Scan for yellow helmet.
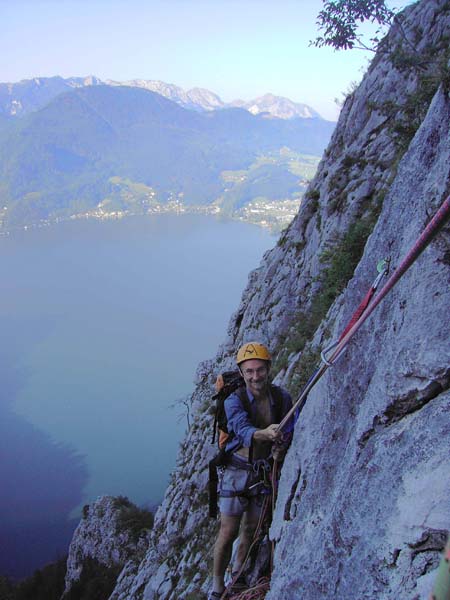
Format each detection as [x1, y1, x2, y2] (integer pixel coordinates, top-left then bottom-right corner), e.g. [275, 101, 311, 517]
[236, 342, 271, 365]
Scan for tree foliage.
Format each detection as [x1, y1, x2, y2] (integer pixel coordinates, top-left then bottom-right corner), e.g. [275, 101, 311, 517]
[313, 0, 395, 51]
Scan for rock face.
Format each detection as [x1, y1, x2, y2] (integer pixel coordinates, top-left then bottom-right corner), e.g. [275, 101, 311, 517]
[64, 496, 150, 596]
[66, 1, 450, 598]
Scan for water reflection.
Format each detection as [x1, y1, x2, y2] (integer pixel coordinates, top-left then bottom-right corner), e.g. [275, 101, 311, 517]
[0, 317, 88, 579]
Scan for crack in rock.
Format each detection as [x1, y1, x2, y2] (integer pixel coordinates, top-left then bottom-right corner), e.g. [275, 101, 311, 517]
[408, 528, 449, 560]
[358, 371, 450, 449]
[283, 467, 302, 521]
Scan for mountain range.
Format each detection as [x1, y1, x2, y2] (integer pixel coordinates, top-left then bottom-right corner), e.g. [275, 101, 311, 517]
[0, 76, 323, 120]
[0, 80, 334, 229]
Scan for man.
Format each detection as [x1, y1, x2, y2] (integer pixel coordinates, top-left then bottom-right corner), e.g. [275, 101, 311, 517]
[209, 342, 295, 600]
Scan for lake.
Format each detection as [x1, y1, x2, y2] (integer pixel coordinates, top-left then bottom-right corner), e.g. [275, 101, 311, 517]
[0, 214, 274, 579]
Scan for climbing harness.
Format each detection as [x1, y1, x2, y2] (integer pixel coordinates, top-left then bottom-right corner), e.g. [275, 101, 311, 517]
[209, 385, 285, 518]
[218, 458, 273, 501]
[277, 194, 450, 432]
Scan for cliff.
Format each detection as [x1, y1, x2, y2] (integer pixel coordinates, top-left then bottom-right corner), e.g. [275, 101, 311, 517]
[63, 497, 151, 597]
[64, 1, 450, 598]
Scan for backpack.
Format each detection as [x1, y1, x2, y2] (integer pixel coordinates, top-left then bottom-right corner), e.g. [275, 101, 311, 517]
[211, 370, 246, 449]
[208, 371, 285, 518]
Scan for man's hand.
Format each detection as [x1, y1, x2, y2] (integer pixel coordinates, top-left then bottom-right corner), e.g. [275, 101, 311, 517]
[253, 424, 281, 443]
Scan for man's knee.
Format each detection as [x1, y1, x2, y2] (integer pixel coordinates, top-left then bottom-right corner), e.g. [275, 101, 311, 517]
[218, 515, 241, 544]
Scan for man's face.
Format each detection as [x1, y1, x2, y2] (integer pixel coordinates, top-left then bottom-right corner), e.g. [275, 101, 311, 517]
[240, 358, 269, 396]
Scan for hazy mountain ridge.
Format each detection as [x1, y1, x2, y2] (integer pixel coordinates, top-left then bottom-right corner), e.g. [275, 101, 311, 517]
[107, 79, 226, 113]
[239, 93, 321, 119]
[0, 76, 103, 118]
[0, 76, 326, 121]
[0, 85, 333, 229]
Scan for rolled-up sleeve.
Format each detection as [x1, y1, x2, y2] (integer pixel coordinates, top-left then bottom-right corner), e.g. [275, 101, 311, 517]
[225, 393, 257, 448]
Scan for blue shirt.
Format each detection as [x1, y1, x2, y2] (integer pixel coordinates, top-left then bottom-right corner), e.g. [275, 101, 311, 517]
[224, 385, 297, 453]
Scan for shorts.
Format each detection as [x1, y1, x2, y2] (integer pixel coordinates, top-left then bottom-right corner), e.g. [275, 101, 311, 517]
[218, 455, 268, 517]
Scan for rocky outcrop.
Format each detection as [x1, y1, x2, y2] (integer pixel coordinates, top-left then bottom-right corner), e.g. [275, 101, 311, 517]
[63, 496, 151, 596]
[66, 1, 450, 598]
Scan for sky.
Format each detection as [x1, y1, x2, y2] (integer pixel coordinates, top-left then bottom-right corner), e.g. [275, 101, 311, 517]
[2, 0, 414, 121]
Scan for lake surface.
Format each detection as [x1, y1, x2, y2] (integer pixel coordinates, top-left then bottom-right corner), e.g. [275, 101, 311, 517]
[0, 214, 274, 578]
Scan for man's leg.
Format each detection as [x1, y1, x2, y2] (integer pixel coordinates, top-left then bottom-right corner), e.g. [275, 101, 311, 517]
[212, 513, 241, 594]
[233, 497, 265, 575]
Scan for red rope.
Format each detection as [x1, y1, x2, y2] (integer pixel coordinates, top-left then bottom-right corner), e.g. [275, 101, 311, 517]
[338, 285, 376, 343]
[277, 194, 450, 432]
[328, 194, 450, 363]
[270, 461, 278, 574]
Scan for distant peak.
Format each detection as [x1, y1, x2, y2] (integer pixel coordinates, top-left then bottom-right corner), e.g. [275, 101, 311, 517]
[231, 93, 322, 120]
[0, 76, 324, 121]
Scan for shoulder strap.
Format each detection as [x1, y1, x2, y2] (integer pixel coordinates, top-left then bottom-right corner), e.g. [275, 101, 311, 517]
[234, 386, 255, 462]
[269, 384, 285, 424]
[235, 386, 252, 418]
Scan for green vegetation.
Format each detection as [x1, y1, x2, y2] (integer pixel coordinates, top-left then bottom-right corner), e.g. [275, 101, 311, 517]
[218, 151, 320, 231]
[99, 177, 159, 213]
[184, 590, 207, 600]
[0, 558, 67, 600]
[313, 0, 394, 52]
[218, 154, 308, 215]
[113, 496, 154, 542]
[305, 188, 320, 202]
[274, 211, 379, 379]
[385, 41, 450, 153]
[112, 495, 133, 509]
[288, 346, 322, 401]
[64, 557, 121, 600]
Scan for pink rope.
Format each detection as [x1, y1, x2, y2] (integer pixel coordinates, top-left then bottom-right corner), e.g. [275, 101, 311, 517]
[327, 194, 450, 363]
[278, 194, 450, 432]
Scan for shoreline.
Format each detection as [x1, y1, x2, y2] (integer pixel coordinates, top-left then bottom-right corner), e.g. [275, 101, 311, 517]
[0, 199, 300, 238]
